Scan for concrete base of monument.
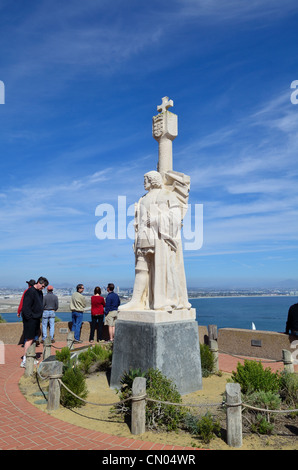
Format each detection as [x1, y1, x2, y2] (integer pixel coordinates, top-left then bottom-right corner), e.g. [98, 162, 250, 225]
[110, 311, 202, 396]
[117, 307, 196, 323]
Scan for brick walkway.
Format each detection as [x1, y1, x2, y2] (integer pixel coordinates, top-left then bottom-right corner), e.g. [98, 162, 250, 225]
[218, 351, 298, 374]
[0, 343, 296, 450]
[0, 343, 200, 450]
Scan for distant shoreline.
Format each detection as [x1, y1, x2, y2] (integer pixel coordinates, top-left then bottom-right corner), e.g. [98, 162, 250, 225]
[189, 294, 297, 300]
[0, 293, 297, 316]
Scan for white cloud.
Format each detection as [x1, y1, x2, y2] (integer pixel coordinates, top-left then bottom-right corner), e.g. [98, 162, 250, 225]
[179, 88, 298, 257]
[178, 0, 298, 22]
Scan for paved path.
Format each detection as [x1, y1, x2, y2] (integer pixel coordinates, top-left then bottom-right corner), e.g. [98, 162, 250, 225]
[0, 343, 296, 450]
[218, 350, 298, 374]
[0, 343, 199, 450]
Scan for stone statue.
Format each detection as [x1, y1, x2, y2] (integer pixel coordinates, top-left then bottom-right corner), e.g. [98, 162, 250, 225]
[111, 97, 202, 395]
[119, 97, 191, 312]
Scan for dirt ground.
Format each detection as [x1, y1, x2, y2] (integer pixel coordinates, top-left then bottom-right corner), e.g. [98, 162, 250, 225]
[19, 369, 297, 451]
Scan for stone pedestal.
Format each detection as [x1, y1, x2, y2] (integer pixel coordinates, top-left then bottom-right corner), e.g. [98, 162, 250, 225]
[110, 309, 202, 395]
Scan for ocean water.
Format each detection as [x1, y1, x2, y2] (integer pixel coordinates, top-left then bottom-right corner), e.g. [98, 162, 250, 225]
[1, 296, 296, 333]
[190, 296, 296, 332]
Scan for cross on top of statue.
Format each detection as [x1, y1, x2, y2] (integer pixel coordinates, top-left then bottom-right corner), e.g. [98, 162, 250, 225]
[157, 96, 174, 113]
[153, 96, 178, 175]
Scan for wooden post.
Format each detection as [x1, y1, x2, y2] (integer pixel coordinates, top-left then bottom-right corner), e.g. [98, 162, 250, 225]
[209, 339, 219, 373]
[43, 336, 52, 360]
[47, 361, 64, 411]
[282, 349, 294, 373]
[131, 377, 146, 435]
[67, 331, 75, 349]
[226, 382, 242, 448]
[208, 324, 218, 341]
[25, 342, 36, 377]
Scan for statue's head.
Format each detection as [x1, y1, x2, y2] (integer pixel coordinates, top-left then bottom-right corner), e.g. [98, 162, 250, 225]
[144, 171, 163, 189]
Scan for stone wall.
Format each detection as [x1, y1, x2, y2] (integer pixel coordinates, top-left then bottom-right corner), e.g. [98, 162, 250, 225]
[0, 321, 208, 345]
[218, 328, 297, 360]
[0, 321, 109, 345]
[0, 322, 296, 362]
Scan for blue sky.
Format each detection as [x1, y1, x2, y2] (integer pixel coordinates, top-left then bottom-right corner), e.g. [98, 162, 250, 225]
[1, 0, 298, 289]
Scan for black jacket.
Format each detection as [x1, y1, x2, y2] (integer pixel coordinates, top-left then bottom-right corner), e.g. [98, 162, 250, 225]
[286, 303, 298, 334]
[22, 286, 43, 320]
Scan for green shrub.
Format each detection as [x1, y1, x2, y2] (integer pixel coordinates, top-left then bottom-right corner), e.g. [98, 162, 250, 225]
[200, 343, 215, 377]
[115, 368, 186, 432]
[240, 378, 283, 435]
[244, 390, 281, 432]
[60, 366, 88, 408]
[56, 345, 111, 408]
[146, 368, 187, 431]
[78, 344, 112, 374]
[119, 368, 146, 394]
[279, 371, 298, 408]
[55, 346, 71, 365]
[251, 414, 274, 435]
[184, 412, 221, 443]
[78, 350, 94, 374]
[231, 360, 280, 394]
[245, 390, 281, 411]
[0, 314, 6, 323]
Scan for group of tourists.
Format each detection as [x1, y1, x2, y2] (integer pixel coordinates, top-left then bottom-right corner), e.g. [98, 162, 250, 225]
[18, 277, 120, 368]
[17, 275, 298, 370]
[70, 282, 120, 344]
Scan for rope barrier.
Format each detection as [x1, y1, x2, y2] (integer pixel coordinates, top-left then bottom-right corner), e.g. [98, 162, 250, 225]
[57, 378, 131, 407]
[55, 378, 298, 414]
[38, 338, 297, 416]
[241, 403, 298, 413]
[55, 379, 225, 409]
[50, 344, 70, 350]
[146, 397, 223, 408]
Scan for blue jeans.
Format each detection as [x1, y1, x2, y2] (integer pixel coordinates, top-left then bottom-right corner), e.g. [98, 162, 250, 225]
[42, 310, 56, 340]
[71, 311, 83, 340]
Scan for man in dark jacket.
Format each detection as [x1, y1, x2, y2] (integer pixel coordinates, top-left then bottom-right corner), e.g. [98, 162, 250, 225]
[285, 302, 298, 336]
[21, 276, 49, 368]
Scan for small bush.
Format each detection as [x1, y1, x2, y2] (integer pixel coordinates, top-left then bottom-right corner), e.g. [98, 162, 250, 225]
[231, 360, 280, 394]
[279, 371, 298, 408]
[78, 344, 112, 374]
[146, 368, 187, 431]
[243, 389, 281, 431]
[242, 387, 282, 435]
[55, 347, 71, 365]
[245, 390, 281, 411]
[200, 343, 215, 377]
[0, 314, 6, 323]
[251, 414, 274, 435]
[119, 368, 146, 395]
[115, 368, 186, 432]
[60, 366, 88, 408]
[184, 412, 221, 443]
[56, 345, 111, 408]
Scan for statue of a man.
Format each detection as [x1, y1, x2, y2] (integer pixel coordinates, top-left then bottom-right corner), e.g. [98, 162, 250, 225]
[119, 170, 191, 311]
